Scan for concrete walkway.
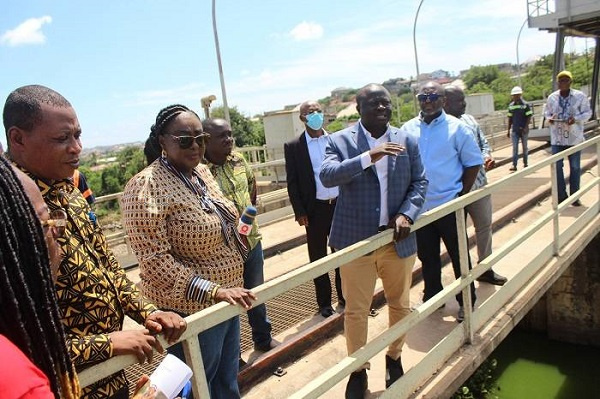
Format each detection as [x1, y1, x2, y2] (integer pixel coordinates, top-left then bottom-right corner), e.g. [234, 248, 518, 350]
[240, 139, 598, 398]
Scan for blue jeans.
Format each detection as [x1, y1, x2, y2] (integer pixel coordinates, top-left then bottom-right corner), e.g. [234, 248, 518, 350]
[244, 241, 272, 347]
[511, 131, 528, 167]
[168, 317, 241, 399]
[552, 145, 581, 202]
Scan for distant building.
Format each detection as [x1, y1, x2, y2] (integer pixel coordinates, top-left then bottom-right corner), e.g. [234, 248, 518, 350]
[382, 78, 412, 95]
[430, 69, 450, 79]
[262, 105, 304, 160]
[465, 93, 495, 117]
[330, 87, 353, 100]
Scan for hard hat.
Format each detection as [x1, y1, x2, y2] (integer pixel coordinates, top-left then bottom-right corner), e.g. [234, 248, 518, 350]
[557, 70, 573, 80]
[510, 86, 523, 95]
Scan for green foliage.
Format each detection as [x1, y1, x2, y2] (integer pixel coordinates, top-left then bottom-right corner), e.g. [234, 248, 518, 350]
[462, 50, 595, 110]
[452, 358, 499, 399]
[211, 106, 265, 147]
[325, 119, 345, 132]
[464, 65, 501, 89]
[79, 146, 147, 197]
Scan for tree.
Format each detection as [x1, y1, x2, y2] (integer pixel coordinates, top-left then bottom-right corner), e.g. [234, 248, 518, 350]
[464, 65, 500, 89]
[211, 106, 265, 147]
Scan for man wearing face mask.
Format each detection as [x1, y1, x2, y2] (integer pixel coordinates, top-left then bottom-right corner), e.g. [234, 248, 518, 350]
[284, 100, 344, 318]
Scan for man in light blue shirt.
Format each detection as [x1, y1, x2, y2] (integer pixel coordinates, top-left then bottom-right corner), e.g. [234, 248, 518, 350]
[400, 81, 482, 322]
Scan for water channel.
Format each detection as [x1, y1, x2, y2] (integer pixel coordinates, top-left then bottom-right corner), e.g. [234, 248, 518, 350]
[486, 328, 600, 398]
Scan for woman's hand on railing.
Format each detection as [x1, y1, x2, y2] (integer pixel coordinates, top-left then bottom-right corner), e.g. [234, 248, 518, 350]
[145, 310, 187, 345]
[214, 287, 257, 309]
[109, 329, 163, 364]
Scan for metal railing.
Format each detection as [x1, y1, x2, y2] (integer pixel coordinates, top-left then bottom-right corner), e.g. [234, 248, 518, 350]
[80, 136, 599, 398]
[95, 159, 288, 250]
[527, 0, 554, 18]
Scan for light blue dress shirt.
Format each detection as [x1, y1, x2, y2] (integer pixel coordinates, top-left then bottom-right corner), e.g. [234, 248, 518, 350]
[400, 111, 482, 212]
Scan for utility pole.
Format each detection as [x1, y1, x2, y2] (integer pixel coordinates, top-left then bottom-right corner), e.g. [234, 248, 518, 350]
[212, 0, 230, 123]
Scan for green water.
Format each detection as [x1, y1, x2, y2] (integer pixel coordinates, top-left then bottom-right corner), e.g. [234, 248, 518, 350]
[489, 329, 600, 399]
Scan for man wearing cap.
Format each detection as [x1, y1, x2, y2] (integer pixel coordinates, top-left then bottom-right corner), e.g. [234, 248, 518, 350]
[507, 86, 532, 171]
[544, 70, 592, 206]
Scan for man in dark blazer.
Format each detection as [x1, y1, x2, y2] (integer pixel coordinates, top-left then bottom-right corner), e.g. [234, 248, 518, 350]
[320, 84, 427, 398]
[284, 100, 344, 318]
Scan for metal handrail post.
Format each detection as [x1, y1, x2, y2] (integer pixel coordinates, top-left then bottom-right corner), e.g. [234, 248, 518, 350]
[456, 207, 473, 343]
[550, 159, 560, 255]
[183, 335, 210, 398]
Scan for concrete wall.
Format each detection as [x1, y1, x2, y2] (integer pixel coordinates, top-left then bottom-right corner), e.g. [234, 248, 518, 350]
[521, 234, 600, 346]
[466, 94, 495, 116]
[263, 110, 304, 159]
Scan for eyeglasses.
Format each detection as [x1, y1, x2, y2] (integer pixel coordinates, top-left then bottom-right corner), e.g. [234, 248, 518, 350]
[416, 93, 442, 102]
[42, 209, 67, 239]
[169, 134, 211, 149]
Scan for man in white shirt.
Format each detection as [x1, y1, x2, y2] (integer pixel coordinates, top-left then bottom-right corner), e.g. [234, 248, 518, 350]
[545, 70, 592, 205]
[284, 100, 344, 318]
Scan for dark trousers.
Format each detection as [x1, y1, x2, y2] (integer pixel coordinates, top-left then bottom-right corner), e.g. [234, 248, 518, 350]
[243, 241, 272, 346]
[416, 212, 476, 306]
[306, 201, 344, 308]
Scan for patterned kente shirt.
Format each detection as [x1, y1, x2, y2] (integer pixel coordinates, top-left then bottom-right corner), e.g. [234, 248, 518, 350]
[21, 168, 158, 399]
[122, 160, 244, 315]
[206, 151, 261, 250]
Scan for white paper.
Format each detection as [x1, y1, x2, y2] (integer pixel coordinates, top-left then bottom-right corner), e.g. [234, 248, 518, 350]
[149, 354, 193, 399]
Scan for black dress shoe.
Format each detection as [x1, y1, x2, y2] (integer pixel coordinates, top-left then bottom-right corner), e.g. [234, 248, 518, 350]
[385, 355, 404, 388]
[476, 270, 507, 286]
[572, 200, 582, 207]
[320, 306, 335, 317]
[345, 369, 367, 399]
[253, 338, 281, 352]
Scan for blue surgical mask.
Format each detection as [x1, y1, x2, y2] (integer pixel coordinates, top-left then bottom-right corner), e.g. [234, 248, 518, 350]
[305, 111, 324, 130]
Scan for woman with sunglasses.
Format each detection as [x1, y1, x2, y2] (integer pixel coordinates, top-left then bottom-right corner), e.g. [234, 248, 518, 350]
[122, 104, 256, 399]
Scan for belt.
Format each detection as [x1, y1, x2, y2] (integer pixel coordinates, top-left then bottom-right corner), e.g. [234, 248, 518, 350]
[316, 198, 337, 205]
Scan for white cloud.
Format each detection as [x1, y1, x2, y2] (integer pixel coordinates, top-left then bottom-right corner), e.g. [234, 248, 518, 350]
[289, 21, 323, 41]
[0, 16, 52, 47]
[118, 82, 208, 107]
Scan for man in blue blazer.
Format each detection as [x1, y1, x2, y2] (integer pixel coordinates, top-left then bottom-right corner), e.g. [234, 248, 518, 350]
[320, 84, 427, 398]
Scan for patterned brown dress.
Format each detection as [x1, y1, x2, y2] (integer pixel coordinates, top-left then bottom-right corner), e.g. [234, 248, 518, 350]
[122, 160, 244, 315]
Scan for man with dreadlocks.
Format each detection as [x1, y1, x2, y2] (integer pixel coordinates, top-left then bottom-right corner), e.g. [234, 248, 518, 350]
[0, 156, 80, 398]
[3, 85, 187, 399]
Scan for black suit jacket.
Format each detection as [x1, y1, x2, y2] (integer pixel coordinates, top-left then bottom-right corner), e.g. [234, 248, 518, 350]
[284, 132, 318, 220]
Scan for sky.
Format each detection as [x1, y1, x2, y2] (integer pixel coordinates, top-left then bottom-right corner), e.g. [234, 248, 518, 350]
[0, 0, 594, 149]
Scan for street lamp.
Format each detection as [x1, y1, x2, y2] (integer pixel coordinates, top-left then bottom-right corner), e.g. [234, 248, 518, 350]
[201, 95, 217, 119]
[412, 0, 425, 113]
[516, 16, 528, 88]
[212, 0, 230, 123]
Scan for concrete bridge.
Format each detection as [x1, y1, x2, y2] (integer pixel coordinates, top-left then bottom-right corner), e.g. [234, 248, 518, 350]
[78, 131, 599, 398]
[78, 2, 600, 393]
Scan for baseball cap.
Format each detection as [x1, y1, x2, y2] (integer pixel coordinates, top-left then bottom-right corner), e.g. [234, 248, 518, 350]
[510, 86, 523, 95]
[557, 70, 573, 80]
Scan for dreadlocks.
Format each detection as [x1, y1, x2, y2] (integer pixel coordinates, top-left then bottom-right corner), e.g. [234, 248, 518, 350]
[144, 104, 200, 164]
[0, 156, 80, 398]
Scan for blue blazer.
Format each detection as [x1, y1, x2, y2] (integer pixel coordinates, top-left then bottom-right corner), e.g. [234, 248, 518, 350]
[320, 123, 427, 258]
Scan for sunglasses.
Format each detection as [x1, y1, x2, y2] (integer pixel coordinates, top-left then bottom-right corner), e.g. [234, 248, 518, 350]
[416, 93, 442, 102]
[169, 133, 211, 149]
[42, 209, 67, 239]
